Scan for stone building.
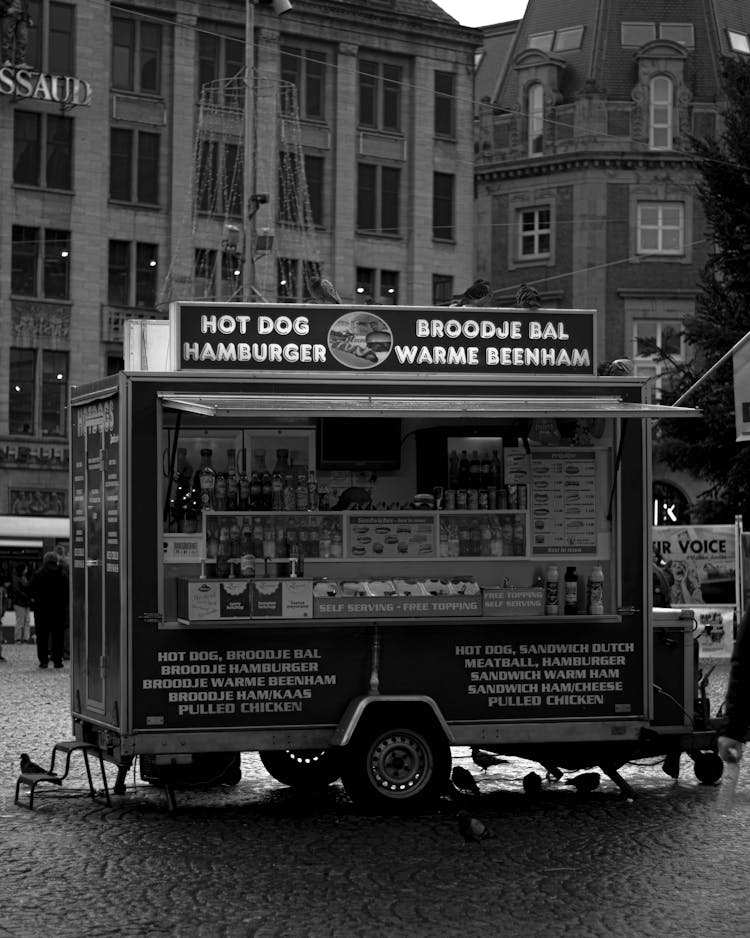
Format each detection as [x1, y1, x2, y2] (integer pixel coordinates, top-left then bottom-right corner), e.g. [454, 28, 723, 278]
[0, 0, 479, 564]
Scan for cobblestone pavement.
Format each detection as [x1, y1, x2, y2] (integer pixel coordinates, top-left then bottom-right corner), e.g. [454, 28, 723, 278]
[0, 642, 747, 938]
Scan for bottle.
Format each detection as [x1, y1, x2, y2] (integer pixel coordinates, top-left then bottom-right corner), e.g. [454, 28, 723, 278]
[172, 448, 193, 532]
[545, 565, 559, 615]
[249, 466, 262, 511]
[193, 448, 216, 513]
[225, 449, 239, 510]
[512, 516, 525, 556]
[490, 449, 503, 489]
[295, 468, 308, 511]
[480, 452, 491, 486]
[229, 517, 242, 558]
[237, 450, 250, 510]
[273, 448, 290, 476]
[448, 450, 460, 489]
[252, 518, 264, 557]
[214, 470, 228, 511]
[216, 525, 230, 578]
[283, 472, 296, 511]
[205, 521, 219, 559]
[240, 518, 255, 577]
[470, 519, 481, 557]
[469, 449, 481, 489]
[458, 523, 471, 557]
[262, 521, 276, 559]
[588, 564, 604, 615]
[564, 566, 578, 614]
[307, 470, 318, 511]
[458, 450, 470, 488]
[318, 484, 330, 511]
[330, 529, 343, 558]
[319, 522, 332, 559]
[480, 520, 492, 557]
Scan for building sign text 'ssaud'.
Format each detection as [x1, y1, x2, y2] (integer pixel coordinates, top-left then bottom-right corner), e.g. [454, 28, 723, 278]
[0, 65, 91, 107]
[172, 303, 596, 376]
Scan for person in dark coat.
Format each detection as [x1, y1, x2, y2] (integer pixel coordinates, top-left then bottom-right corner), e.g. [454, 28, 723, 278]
[28, 551, 69, 669]
[718, 607, 750, 764]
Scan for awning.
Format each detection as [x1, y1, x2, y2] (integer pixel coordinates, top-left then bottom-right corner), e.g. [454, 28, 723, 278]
[159, 393, 700, 420]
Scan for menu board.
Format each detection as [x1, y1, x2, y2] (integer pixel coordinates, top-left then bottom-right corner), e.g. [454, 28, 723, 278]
[530, 450, 598, 554]
[347, 514, 436, 558]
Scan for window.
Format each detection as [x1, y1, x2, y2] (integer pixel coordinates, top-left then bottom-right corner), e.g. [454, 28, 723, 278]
[637, 203, 684, 255]
[528, 82, 544, 156]
[660, 24, 694, 47]
[112, 15, 161, 94]
[277, 258, 320, 302]
[632, 319, 686, 400]
[357, 164, 400, 235]
[353, 268, 399, 304]
[281, 46, 326, 119]
[198, 33, 244, 109]
[9, 348, 68, 437]
[278, 151, 324, 226]
[434, 71, 456, 138]
[11, 226, 70, 299]
[621, 23, 656, 47]
[13, 111, 72, 190]
[194, 248, 242, 301]
[108, 240, 158, 308]
[433, 274, 453, 305]
[358, 59, 402, 132]
[355, 267, 375, 301]
[528, 32, 553, 51]
[553, 26, 584, 51]
[649, 76, 673, 150]
[433, 172, 454, 241]
[110, 128, 160, 205]
[728, 30, 750, 54]
[518, 207, 551, 258]
[26, 1, 75, 74]
[195, 141, 242, 217]
[380, 270, 399, 304]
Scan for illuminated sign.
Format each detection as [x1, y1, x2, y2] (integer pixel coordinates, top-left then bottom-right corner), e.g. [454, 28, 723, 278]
[171, 303, 597, 376]
[0, 65, 91, 107]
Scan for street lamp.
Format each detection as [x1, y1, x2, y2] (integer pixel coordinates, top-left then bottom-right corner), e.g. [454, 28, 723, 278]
[243, 0, 293, 302]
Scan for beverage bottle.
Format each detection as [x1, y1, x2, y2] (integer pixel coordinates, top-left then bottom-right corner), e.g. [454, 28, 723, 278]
[458, 523, 471, 557]
[330, 529, 343, 558]
[481, 452, 491, 486]
[501, 517, 513, 555]
[587, 564, 604, 615]
[206, 522, 219, 559]
[193, 448, 216, 514]
[470, 519, 481, 556]
[214, 470, 228, 511]
[307, 470, 318, 511]
[276, 521, 287, 558]
[240, 518, 255, 577]
[216, 526, 230, 578]
[273, 448, 290, 475]
[490, 449, 503, 489]
[469, 450, 481, 489]
[545, 565, 559, 615]
[298, 522, 310, 558]
[319, 522, 331, 558]
[172, 448, 193, 532]
[283, 472, 296, 511]
[512, 517, 525, 555]
[262, 521, 276, 559]
[308, 517, 320, 557]
[458, 450, 470, 488]
[237, 449, 250, 510]
[480, 520, 492, 557]
[229, 517, 242, 558]
[440, 523, 450, 557]
[261, 466, 273, 510]
[448, 450, 460, 489]
[225, 449, 239, 510]
[448, 523, 460, 558]
[249, 467, 262, 511]
[564, 566, 578, 614]
[296, 469, 308, 511]
[252, 518, 264, 557]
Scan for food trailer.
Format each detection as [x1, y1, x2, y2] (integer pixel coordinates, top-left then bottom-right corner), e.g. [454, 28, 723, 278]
[68, 302, 722, 811]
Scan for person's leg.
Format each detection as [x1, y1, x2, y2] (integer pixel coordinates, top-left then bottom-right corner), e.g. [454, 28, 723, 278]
[51, 625, 64, 667]
[21, 605, 31, 642]
[13, 604, 25, 642]
[35, 616, 50, 667]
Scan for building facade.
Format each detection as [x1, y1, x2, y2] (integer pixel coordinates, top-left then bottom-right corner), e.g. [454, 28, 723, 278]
[474, 0, 750, 518]
[0, 0, 479, 565]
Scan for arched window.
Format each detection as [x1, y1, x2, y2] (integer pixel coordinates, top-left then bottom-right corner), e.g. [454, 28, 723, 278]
[649, 75, 673, 150]
[527, 82, 544, 156]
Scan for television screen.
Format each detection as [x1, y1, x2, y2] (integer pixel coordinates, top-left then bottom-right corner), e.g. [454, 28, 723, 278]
[317, 417, 402, 471]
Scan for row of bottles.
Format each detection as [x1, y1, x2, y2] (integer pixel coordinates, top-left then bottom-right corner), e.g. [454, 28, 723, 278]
[205, 515, 344, 576]
[545, 564, 605, 615]
[438, 516, 525, 558]
[448, 449, 503, 490]
[168, 447, 330, 532]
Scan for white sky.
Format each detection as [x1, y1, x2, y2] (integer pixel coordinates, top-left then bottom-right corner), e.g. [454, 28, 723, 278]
[433, 0, 528, 27]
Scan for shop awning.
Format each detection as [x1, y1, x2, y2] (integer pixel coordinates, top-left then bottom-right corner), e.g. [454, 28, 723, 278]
[159, 393, 700, 420]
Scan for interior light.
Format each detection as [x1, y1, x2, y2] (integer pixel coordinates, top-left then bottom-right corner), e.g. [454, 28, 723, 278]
[56, 373, 64, 380]
[149, 260, 157, 267]
[14, 385, 21, 392]
[61, 250, 69, 258]
[356, 287, 365, 294]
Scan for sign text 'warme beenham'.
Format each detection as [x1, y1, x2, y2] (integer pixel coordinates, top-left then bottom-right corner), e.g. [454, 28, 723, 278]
[173, 304, 596, 376]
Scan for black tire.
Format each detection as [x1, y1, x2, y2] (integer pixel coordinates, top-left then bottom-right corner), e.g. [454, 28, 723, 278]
[258, 749, 342, 788]
[340, 715, 450, 813]
[693, 750, 724, 785]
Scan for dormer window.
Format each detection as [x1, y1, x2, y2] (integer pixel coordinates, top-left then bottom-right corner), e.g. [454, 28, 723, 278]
[528, 82, 544, 156]
[649, 75, 673, 150]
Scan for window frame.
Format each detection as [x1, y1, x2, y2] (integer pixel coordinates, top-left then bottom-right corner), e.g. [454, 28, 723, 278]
[527, 82, 544, 156]
[358, 57, 403, 133]
[13, 110, 73, 191]
[649, 75, 673, 151]
[112, 14, 162, 95]
[356, 162, 401, 236]
[11, 225, 70, 299]
[280, 45, 327, 120]
[433, 172, 455, 242]
[632, 318, 686, 400]
[434, 70, 456, 139]
[107, 239, 159, 308]
[110, 127, 160, 205]
[26, 0, 75, 74]
[621, 22, 657, 47]
[518, 206, 551, 259]
[9, 347, 69, 438]
[728, 30, 750, 54]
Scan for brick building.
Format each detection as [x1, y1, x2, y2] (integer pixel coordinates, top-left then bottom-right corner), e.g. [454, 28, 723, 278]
[0, 0, 478, 563]
[474, 0, 750, 518]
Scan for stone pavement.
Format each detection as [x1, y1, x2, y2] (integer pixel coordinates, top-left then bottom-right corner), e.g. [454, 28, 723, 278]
[0, 641, 748, 938]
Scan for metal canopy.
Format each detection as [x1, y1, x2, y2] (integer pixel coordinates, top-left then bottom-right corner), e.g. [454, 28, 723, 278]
[159, 393, 700, 420]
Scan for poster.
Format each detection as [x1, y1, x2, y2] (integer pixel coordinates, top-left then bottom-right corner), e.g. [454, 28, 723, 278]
[653, 525, 737, 607]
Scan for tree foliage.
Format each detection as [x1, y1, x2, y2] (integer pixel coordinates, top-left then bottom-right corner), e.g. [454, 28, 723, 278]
[654, 56, 750, 523]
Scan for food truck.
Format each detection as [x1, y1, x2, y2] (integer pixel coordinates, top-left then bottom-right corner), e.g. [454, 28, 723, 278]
[68, 302, 722, 811]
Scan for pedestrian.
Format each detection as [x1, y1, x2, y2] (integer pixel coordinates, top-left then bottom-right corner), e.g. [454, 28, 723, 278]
[11, 561, 32, 644]
[28, 552, 69, 669]
[718, 606, 750, 765]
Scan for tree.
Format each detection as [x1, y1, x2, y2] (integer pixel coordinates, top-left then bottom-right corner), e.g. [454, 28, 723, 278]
[654, 55, 750, 524]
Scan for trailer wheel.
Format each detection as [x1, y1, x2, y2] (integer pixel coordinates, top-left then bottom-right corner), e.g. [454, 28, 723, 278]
[258, 749, 342, 788]
[693, 750, 724, 785]
[340, 716, 450, 813]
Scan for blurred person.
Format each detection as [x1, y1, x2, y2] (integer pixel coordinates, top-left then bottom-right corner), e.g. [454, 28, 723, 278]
[28, 552, 69, 669]
[11, 561, 31, 643]
[1, 0, 31, 66]
[719, 606, 750, 765]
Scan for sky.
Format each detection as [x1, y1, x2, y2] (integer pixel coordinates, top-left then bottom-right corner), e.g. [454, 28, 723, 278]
[433, 0, 528, 27]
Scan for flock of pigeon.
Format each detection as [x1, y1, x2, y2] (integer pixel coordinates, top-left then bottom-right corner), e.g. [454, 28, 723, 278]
[453, 747, 603, 844]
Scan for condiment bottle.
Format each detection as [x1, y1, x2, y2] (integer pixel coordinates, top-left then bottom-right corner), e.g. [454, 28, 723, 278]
[564, 566, 578, 614]
[588, 564, 604, 615]
[545, 565, 559, 615]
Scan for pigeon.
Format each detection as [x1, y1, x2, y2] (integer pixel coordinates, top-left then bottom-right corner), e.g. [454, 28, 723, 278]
[471, 747, 507, 772]
[515, 283, 542, 308]
[308, 277, 342, 304]
[451, 765, 481, 797]
[523, 771, 543, 798]
[20, 753, 53, 775]
[457, 809, 494, 844]
[564, 771, 601, 794]
[450, 279, 491, 306]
